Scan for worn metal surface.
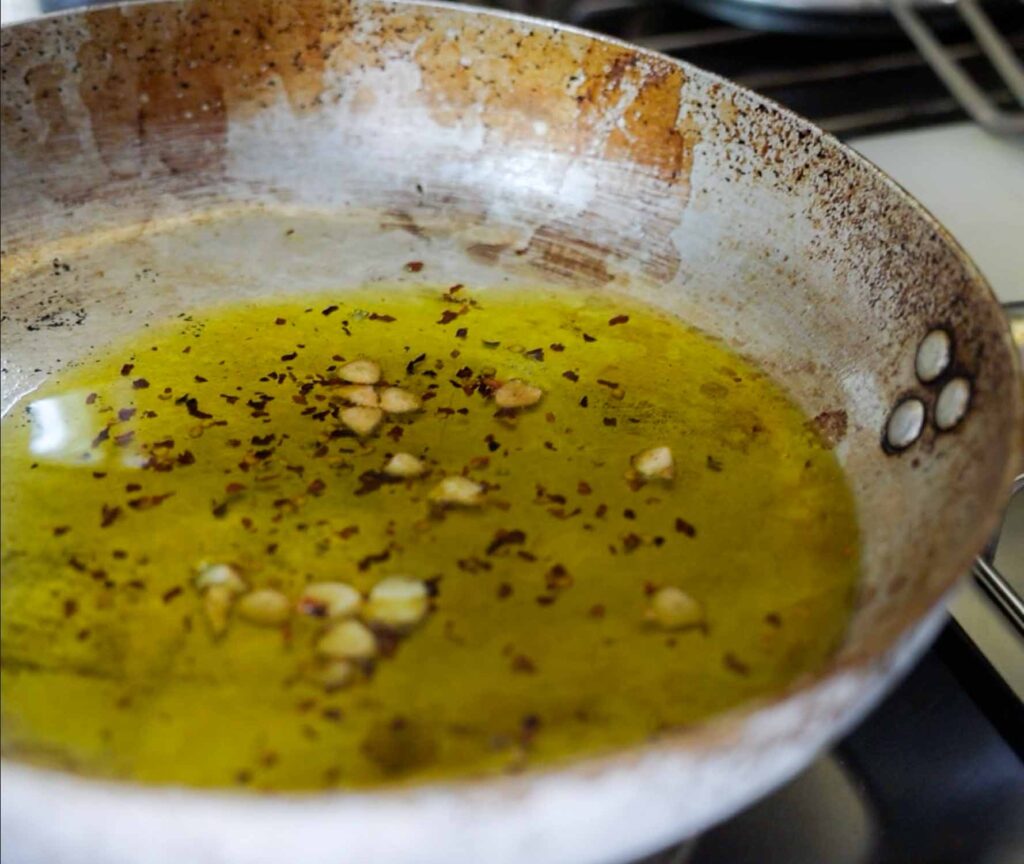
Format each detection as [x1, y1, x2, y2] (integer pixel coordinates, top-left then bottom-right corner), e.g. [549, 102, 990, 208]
[0, 2, 1021, 862]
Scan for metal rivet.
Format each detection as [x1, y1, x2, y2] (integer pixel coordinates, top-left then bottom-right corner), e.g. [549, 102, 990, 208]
[885, 398, 925, 450]
[915, 329, 951, 383]
[935, 377, 971, 431]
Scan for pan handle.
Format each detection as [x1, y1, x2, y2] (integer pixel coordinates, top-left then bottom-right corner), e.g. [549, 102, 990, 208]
[971, 302, 1024, 635]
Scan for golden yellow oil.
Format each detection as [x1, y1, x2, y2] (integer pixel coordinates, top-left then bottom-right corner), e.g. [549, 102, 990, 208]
[0, 285, 858, 791]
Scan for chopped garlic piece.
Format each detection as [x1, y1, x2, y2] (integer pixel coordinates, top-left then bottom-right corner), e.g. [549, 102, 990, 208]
[317, 659, 356, 691]
[194, 562, 246, 594]
[494, 379, 543, 408]
[364, 577, 429, 629]
[317, 619, 378, 660]
[646, 586, 703, 630]
[337, 384, 379, 408]
[340, 405, 383, 437]
[380, 387, 421, 413]
[298, 582, 362, 619]
[632, 446, 674, 480]
[383, 452, 426, 478]
[237, 589, 291, 626]
[203, 584, 236, 637]
[429, 475, 485, 506]
[338, 358, 381, 385]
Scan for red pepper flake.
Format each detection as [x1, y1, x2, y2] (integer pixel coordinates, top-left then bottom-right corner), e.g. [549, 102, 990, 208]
[595, 504, 608, 518]
[226, 482, 246, 494]
[437, 309, 459, 325]
[455, 327, 468, 339]
[589, 604, 606, 618]
[85, 392, 98, 405]
[337, 525, 359, 540]
[582, 333, 597, 343]
[281, 351, 298, 362]
[545, 564, 573, 591]
[723, 653, 750, 676]
[120, 363, 134, 376]
[525, 348, 544, 362]
[455, 366, 473, 379]
[128, 493, 174, 510]
[622, 533, 642, 552]
[453, 557, 491, 575]
[486, 529, 526, 555]
[132, 378, 150, 389]
[497, 582, 513, 599]
[220, 394, 239, 404]
[91, 427, 110, 448]
[162, 586, 183, 603]
[368, 312, 396, 322]
[357, 547, 392, 572]
[275, 317, 287, 325]
[536, 595, 556, 606]
[307, 478, 327, 496]
[623, 508, 636, 520]
[53, 525, 71, 536]
[63, 599, 78, 618]
[176, 395, 213, 419]
[511, 654, 537, 674]
[321, 305, 339, 316]
[608, 314, 630, 326]
[405, 261, 424, 272]
[706, 455, 724, 472]
[550, 343, 565, 352]
[675, 518, 696, 537]
[577, 481, 592, 495]
[114, 431, 135, 447]
[194, 375, 208, 383]
[562, 370, 579, 382]
[603, 417, 617, 427]
[100, 504, 122, 527]
[117, 408, 136, 422]
[177, 450, 196, 466]
[764, 612, 782, 628]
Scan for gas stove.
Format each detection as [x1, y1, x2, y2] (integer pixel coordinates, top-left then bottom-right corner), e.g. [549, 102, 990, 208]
[2, 2, 1022, 862]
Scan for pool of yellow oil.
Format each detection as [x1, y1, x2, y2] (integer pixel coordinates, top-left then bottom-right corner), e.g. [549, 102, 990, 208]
[0, 285, 859, 791]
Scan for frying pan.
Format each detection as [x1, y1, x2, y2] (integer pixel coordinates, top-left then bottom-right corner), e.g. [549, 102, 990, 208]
[1, 2, 1021, 862]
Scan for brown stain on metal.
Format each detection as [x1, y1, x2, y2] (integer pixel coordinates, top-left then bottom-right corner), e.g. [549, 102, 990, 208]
[3, 1, 345, 191]
[407, 17, 697, 284]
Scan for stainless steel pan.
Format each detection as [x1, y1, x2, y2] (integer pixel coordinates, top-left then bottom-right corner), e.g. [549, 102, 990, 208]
[1, 2, 1020, 862]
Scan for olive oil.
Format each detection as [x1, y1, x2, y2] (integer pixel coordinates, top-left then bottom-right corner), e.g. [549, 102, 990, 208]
[0, 286, 858, 790]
